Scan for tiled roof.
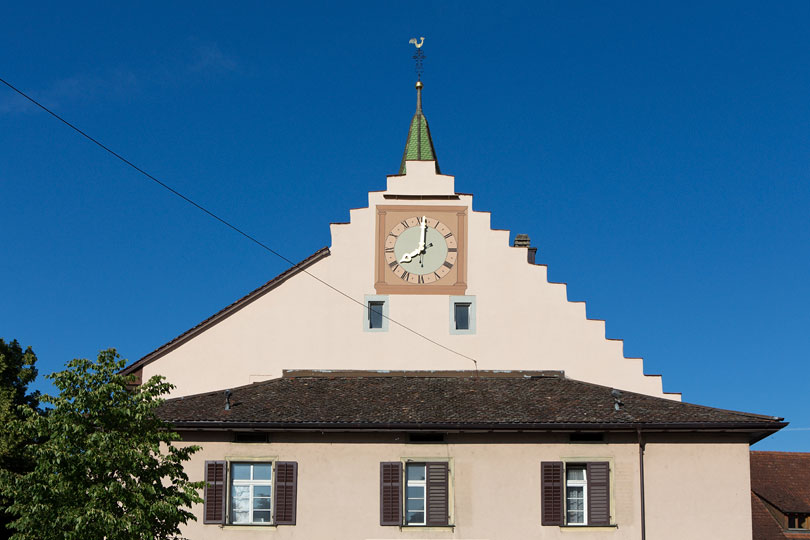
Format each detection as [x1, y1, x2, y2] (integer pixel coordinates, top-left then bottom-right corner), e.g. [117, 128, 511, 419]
[121, 247, 330, 376]
[158, 371, 784, 438]
[398, 83, 439, 174]
[751, 451, 810, 514]
[752, 492, 791, 540]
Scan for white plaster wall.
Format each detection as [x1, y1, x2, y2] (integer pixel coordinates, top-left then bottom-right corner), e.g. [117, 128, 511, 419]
[644, 438, 752, 540]
[178, 432, 643, 540]
[142, 162, 673, 399]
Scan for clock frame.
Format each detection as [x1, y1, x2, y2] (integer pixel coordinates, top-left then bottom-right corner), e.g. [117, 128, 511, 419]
[375, 205, 467, 295]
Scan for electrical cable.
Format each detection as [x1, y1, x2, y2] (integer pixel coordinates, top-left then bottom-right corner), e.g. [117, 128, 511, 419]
[0, 76, 480, 373]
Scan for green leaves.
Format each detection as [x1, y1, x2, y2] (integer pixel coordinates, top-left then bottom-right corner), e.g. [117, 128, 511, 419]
[0, 349, 202, 540]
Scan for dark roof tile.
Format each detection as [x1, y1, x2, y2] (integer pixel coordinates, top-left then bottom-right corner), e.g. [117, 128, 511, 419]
[157, 372, 784, 436]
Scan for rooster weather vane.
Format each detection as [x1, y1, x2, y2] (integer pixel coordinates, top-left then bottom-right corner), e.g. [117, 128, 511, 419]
[409, 37, 426, 80]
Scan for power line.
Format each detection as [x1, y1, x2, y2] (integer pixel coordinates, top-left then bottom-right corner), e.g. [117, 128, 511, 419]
[0, 76, 480, 372]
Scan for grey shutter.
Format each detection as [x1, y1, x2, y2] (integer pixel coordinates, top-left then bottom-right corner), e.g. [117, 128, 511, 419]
[274, 462, 298, 525]
[380, 462, 402, 526]
[587, 462, 610, 526]
[203, 460, 227, 524]
[541, 461, 564, 526]
[426, 462, 449, 526]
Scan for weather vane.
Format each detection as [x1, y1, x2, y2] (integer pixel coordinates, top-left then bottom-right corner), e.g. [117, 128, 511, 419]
[409, 37, 426, 80]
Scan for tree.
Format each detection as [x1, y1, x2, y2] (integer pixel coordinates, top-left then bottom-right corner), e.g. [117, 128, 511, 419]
[0, 339, 40, 539]
[0, 349, 202, 540]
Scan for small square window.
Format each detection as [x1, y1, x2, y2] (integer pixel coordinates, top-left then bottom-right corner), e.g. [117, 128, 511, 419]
[368, 302, 384, 329]
[363, 295, 389, 332]
[449, 296, 476, 334]
[454, 303, 470, 330]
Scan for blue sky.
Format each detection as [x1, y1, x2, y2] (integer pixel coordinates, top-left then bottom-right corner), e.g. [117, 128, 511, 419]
[1, 1, 808, 450]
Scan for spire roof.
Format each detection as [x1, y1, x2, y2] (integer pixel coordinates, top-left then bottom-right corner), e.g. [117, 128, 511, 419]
[398, 81, 440, 174]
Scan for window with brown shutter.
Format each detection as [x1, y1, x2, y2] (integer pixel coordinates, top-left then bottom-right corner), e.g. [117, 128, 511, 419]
[425, 462, 449, 526]
[203, 460, 227, 524]
[273, 461, 298, 525]
[543, 461, 612, 527]
[587, 462, 610, 526]
[380, 462, 402, 526]
[541, 461, 564, 526]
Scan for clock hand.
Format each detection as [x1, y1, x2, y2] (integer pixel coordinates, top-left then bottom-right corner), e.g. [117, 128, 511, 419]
[399, 247, 421, 263]
[418, 216, 427, 252]
[399, 217, 429, 263]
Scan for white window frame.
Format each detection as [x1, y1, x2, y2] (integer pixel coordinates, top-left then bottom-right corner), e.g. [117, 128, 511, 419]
[229, 462, 274, 526]
[363, 295, 389, 332]
[404, 463, 427, 526]
[400, 457, 454, 528]
[565, 464, 588, 526]
[449, 295, 476, 334]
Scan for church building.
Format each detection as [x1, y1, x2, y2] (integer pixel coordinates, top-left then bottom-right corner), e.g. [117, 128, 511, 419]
[122, 60, 785, 539]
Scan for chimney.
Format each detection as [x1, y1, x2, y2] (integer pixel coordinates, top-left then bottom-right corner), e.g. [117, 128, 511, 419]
[513, 234, 537, 264]
[513, 234, 531, 247]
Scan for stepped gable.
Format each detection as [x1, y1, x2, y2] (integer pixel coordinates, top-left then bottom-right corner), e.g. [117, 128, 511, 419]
[158, 371, 783, 440]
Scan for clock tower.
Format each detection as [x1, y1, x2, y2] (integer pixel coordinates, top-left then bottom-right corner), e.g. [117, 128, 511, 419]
[374, 81, 468, 294]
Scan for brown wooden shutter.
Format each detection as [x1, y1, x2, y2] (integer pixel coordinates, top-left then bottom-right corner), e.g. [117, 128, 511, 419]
[380, 462, 402, 526]
[587, 462, 610, 526]
[273, 461, 298, 525]
[203, 460, 227, 524]
[426, 462, 449, 526]
[541, 461, 564, 526]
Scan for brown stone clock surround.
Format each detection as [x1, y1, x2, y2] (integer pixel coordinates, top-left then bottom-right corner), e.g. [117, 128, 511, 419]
[375, 205, 467, 295]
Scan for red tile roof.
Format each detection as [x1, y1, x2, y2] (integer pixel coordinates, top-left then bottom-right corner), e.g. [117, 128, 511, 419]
[751, 451, 810, 514]
[752, 491, 791, 540]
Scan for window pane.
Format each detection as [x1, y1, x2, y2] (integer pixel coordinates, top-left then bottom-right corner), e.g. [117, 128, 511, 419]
[253, 485, 272, 498]
[232, 511, 249, 523]
[567, 467, 585, 481]
[406, 485, 424, 499]
[407, 464, 426, 481]
[455, 303, 470, 330]
[253, 464, 272, 480]
[568, 510, 584, 524]
[253, 511, 272, 523]
[232, 464, 251, 480]
[253, 498, 271, 510]
[369, 302, 384, 329]
[567, 486, 584, 510]
[406, 511, 425, 525]
[407, 498, 424, 511]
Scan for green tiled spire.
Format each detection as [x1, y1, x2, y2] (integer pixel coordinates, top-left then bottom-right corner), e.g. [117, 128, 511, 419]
[398, 81, 440, 174]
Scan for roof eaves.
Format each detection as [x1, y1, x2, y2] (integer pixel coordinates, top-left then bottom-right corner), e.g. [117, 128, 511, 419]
[166, 419, 788, 434]
[121, 247, 330, 375]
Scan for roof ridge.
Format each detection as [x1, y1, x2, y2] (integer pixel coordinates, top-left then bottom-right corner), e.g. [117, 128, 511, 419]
[282, 369, 564, 379]
[751, 450, 810, 456]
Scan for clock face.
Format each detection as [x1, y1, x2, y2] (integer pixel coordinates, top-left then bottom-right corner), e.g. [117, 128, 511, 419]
[383, 216, 458, 284]
[375, 205, 467, 295]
